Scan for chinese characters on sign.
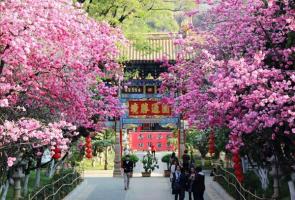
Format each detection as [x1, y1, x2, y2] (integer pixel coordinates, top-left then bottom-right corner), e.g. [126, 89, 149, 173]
[122, 86, 144, 93]
[129, 132, 174, 151]
[122, 85, 158, 94]
[128, 101, 171, 116]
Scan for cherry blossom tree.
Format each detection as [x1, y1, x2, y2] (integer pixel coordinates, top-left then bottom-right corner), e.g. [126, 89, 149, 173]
[161, 0, 294, 197]
[0, 0, 124, 198]
[0, 0, 124, 128]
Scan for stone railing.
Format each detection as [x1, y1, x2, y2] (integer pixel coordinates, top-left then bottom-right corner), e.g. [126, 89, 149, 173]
[213, 162, 272, 200]
[28, 167, 83, 200]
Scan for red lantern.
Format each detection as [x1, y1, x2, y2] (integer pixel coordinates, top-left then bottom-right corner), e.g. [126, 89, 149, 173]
[54, 147, 61, 154]
[86, 153, 92, 159]
[232, 153, 244, 183]
[86, 136, 91, 143]
[85, 136, 93, 159]
[52, 147, 62, 160]
[235, 169, 242, 177]
[86, 143, 92, 148]
[237, 175, 244, 182]
[53, 153, 61, 160]
[233, 164, 239, 170]
[86, 148, 92, 154]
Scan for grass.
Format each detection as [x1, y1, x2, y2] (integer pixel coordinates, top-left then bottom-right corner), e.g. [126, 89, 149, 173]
[6, 169, 51, 199]
[80, 151, 115, 170]
[6, 168, 82, 200]
[215, 169, 291, 200]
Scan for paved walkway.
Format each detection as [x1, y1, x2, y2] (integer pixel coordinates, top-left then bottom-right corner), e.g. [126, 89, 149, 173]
[65, 176, 233, 200]
[65, 152, 234, 200]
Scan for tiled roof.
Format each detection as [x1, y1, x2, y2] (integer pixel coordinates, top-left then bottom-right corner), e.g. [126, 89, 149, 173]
[119, 33, 193, 63]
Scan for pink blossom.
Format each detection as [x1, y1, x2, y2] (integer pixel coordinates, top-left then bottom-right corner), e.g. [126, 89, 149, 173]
[7, 157, 16, 167]
[161, 0, 294, 153]
[0, 0, 124, 129]
[0, 99, 9, 107]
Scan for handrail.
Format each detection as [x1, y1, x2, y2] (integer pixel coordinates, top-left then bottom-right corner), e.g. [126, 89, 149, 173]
[213, 162, 269, 200]
[214, 173, 247, 200]
[29, 167, 83, 200]
[30, 170, 77, 198]
[44, 176, 81, 200]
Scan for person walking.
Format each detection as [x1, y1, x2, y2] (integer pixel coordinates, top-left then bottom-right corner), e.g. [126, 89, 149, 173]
[170, 160, 178, 185]
[192, 166, 205, 200]
[187, 167, 196, 200]
[151, 143, 156, 158]
[172, 165, 187, 200]
[170, 151, 178, 166]
[182, 150, 191, 172]
[148, 145, 152, 154]
[123, 146, 129, 155]
[122, 155, 134, 190]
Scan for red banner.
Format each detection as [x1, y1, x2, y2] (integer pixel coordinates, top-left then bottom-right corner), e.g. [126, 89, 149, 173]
[129, 132, 174, 151]
[128, 100, 171, 116]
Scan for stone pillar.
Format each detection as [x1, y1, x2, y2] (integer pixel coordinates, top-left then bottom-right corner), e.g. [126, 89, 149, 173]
[13, 167, 25, 200]
[113, 121, 122, 177]
[179, 129, 185, 159]
[179, 119, 185, 159]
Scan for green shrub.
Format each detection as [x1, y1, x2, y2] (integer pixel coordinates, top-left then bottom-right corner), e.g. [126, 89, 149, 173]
[122, 154, 139, 164]
[161, 153, 172, 170]
[161, 153, 171, 163]
[195, 159, 212, 170]
[142, 154, 159, 173]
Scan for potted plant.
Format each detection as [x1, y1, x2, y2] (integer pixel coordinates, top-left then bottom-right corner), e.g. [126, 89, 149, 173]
[161, 153, 172, 177]
[142, 153, 159, 177]
[122, 154, 139, 177]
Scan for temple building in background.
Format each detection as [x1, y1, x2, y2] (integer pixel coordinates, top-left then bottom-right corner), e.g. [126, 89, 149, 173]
[112, 33, 191, 176]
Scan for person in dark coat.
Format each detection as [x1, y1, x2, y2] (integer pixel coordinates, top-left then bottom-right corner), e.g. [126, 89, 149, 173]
[170, 152, 178, 166]
[182, 150, 191, 172]
[187, 167, 196, 200]
[122, 155, 134, 190]
[172, 165, 187, 200]
[192, 166, 205, 200]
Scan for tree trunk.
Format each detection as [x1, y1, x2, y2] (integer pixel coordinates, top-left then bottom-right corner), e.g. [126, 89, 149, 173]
[92, 155, 99, 168]
[34, 157, 42, 188]
[288, 181, 295, 200]
[92, 158, 96, 167]
[34, 168, 41, 188]
[14, 178, 21, 200]
[0, 180, 9, 200]
[13, 167, 24, 200]
[99, 152, 102, 165]
[23, 174, 30, 196]
[201, 158, 205, 166]
[255, 167, 269, 191]
[104, 147, 108, 170]
[48, 160, 55, 178]
[272, 165, 279, 199]
[289, 172, 295, 200]
[0, 185, 3, 197]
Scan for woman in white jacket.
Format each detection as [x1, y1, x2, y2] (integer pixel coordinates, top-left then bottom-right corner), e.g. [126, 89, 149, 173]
[170, 160, 177, 183]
